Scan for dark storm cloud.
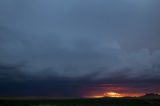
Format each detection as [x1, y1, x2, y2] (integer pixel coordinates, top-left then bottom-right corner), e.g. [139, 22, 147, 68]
[0, 79, 90, 97]
[0, 62, 26, 81]
[0, 0, 160, 96]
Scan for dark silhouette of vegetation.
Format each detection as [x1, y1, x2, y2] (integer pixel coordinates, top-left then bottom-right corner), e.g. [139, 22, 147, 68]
[0, 96, 160, 106]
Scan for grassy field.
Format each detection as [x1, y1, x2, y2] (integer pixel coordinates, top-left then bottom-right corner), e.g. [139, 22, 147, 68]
[0, 98, 160, 106]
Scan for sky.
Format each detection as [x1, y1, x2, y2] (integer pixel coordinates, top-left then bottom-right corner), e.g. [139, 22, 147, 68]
[0, 0, 160, 97]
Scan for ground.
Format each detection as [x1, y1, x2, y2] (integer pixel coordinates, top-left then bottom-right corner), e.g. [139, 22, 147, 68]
[0, 98, 160, 106]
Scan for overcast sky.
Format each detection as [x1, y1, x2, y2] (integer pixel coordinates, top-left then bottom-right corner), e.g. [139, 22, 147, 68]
[0, 0, 160, 97]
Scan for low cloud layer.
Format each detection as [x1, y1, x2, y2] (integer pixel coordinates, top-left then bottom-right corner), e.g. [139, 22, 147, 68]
[0, 0, 160, 96]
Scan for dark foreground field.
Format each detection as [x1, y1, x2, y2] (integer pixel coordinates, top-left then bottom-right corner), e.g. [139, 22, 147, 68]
[0, 98, 160, 106]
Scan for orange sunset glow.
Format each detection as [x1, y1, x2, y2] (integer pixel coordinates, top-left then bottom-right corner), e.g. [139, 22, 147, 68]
[92, 92, 123, 98]
[84, 87, 144, 98]
[89, 92, 144, 98]
[104, 92, 123, 97]
[90, 92, 144, 98]
[83, 84, 145, 98]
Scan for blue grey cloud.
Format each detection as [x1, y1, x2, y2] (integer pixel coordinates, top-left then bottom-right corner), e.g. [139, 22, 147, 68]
[0, 0, 160, 82]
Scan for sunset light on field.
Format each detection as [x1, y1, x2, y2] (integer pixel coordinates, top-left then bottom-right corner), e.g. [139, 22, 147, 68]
[93, 96, 104, 98]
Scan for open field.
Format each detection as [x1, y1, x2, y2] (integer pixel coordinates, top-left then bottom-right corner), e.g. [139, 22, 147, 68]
[0, 98, 160, 106]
